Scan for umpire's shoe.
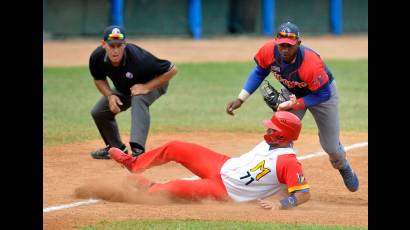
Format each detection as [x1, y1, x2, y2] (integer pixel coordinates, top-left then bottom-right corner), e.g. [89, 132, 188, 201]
[339, 163, 359, 192]
[131, 147, 145, 157]
[91, 145, 128, 159]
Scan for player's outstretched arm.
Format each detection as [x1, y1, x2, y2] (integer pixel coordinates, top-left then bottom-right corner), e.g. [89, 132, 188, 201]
[226, 98, 243, 116]
[257, 190, 310, 210]
[226, 65, 269, 116]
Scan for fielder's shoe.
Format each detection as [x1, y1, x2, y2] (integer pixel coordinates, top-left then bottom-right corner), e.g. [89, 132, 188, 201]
[339, 164, 359, 192]
[91, 145, 128, 159]
[109, 147, 137, 171]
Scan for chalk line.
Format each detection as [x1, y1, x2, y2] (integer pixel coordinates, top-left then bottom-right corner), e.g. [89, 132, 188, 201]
[298, 142, 368, 160]
[43, 199, 100, 213]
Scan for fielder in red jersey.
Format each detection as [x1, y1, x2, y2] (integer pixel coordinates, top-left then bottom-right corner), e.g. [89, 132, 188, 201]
[226, 22, 359, 192]
[109, 111, 310, 210]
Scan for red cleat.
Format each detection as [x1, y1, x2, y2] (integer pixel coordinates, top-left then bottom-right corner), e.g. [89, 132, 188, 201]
[108, 147, 137, 172]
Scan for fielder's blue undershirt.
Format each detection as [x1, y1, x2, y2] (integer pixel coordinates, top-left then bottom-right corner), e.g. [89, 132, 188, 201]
[242, 65, 270, 94]
[243, 65, 332, 107]
[303, 83, 331, 107]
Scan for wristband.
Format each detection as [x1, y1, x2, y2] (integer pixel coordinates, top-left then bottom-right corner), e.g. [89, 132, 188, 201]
[238, 89, 250, 102]
[292, 98, 305, 110]
[279, 194, 298, 209]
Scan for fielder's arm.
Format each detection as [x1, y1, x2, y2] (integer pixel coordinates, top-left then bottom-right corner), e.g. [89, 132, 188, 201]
[226, 65, 269, 115]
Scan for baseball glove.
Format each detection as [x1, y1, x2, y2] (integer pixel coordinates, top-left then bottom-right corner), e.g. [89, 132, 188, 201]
[259, 80, 289, 112]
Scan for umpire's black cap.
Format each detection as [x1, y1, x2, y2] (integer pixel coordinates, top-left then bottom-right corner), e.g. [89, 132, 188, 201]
[275, 22, 300, 45]
[103, 25, 126, 45]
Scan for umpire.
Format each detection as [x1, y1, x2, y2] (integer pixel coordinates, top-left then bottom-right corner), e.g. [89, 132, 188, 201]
[88, 25, 177, 159]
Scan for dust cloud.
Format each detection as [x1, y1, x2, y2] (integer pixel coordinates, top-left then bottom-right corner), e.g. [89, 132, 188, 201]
[73, 175, 226, 205]
[74, 176, 175, 204]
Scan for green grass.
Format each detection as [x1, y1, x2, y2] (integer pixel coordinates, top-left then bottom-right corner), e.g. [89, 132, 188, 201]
[44, 60, 367, 145]
[80, 219, 367, 230]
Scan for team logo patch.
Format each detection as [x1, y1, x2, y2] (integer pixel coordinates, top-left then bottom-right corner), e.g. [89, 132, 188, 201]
[112, 28, 121, 34]
[125, 72, 133, 79]
[281, 27, 291, 33]
[297, 172, 305, 184]
[311, 74, 325, 89]
[279, 118, 287, 124]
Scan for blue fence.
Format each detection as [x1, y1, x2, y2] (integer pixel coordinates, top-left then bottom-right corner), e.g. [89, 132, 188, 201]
[43, 0, 367, 38]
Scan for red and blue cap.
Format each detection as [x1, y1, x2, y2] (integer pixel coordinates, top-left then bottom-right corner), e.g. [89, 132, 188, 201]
[274, 22, 300, 45]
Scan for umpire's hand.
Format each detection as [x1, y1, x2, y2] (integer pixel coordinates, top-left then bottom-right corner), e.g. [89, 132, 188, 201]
[108, 95, 123, 114]
[226, 99, 243, 116]
[130, 84, 150, 96]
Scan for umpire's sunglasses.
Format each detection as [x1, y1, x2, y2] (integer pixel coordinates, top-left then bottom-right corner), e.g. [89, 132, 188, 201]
[107, 33, 125, 41]
[277, 31, 298, 40]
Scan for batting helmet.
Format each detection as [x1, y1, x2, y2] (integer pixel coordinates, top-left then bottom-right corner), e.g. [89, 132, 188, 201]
[263, 111, 301, 145]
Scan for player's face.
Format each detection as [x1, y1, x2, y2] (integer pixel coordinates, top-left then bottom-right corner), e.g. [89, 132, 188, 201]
[102, 42, 126, 66]
[278, 42, 300, 63]
[266, 128, 276, 135]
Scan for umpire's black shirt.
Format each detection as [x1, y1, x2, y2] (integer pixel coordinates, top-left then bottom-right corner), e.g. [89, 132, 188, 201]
[89, 43, 174, 95]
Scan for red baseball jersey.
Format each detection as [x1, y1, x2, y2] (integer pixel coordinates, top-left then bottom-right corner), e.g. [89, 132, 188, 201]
[254, 40, 334, 98]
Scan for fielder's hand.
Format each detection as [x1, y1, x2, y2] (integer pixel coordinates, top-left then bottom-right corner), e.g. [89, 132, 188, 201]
[131, 84, 150, 96]
[226, 99, 243, 116]
[108, 94, 123, 114]
[277, 94, 297, 111]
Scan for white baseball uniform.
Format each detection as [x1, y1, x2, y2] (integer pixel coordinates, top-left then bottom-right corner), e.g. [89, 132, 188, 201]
[220, 141, 309, 202]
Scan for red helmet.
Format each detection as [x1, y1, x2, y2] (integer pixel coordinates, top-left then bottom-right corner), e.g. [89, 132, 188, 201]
[263, 111, 301, 145]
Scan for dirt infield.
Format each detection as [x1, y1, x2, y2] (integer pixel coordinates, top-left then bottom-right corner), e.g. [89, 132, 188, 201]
[43, 131, 368, 229]
[43, 35, 368, 67]
[44, 36, 368, 229]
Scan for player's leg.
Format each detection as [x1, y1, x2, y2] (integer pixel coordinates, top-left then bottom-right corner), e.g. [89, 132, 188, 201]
[109, 140, 230, 179]
[129, 83, 169, 156]
[308, 80, 359, 192]
[308, 81, 346, 168]
[90, 89, 131, 158]
[148, 178, 229, 201]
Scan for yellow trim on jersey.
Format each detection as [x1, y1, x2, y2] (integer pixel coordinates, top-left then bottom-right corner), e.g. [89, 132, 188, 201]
[288, 184, 310, 193]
